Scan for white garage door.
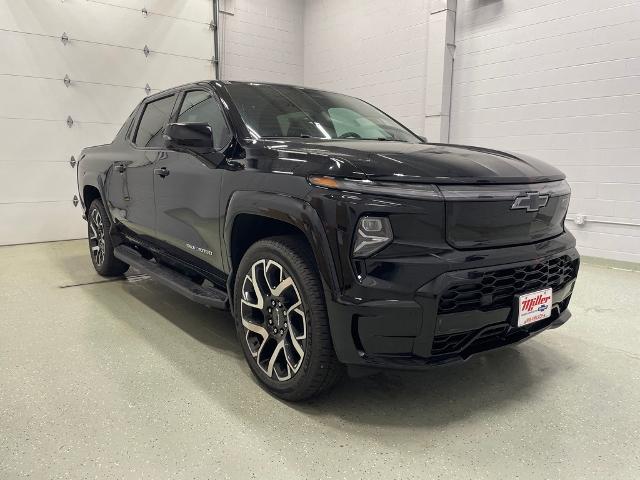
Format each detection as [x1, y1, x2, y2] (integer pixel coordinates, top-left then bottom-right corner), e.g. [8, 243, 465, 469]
[450, 0, 640, 263]
[0, 0, 215, 245]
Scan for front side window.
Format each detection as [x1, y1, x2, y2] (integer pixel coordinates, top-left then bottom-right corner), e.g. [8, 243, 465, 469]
[134, 94, 176, 148]
[225, 83, 420, 143]
[177, 90, 232, 149]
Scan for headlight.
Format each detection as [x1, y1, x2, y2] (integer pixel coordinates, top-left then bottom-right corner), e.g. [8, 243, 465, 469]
[309, 176, 442, 200]
[352, 216, 393, 258]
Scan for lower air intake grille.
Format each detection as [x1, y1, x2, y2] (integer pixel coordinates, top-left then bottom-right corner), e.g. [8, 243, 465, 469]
[431, 324, 509, 356]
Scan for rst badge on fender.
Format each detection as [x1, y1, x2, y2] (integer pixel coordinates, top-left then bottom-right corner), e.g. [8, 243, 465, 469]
[186, 243, 213, 256]
[518, 288, 553, 327]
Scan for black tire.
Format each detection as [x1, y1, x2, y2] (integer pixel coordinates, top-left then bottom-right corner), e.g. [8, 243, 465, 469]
[87, 199, 129, 277]
[234, 235, 343, 401]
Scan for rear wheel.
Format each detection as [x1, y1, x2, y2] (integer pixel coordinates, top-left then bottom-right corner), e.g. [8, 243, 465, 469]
[87, 199, 129, 277]
[234, 236, 342, 401]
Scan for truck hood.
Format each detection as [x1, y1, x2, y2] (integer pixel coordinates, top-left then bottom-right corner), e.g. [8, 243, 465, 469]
[279, 139, 565, 185]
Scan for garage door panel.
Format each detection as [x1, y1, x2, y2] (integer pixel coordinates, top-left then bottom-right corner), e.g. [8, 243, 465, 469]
[91, 0, 212, 23]
[0, 202, 85, 245]
[0, 0, 212, 59]
[0, 0, 211, 27]
[77, 4, 213, 60]
[0, 76, 142, 125]
[0, 162, 78, 204]
[0, 31, 71, 81]
[0, 0, 219, 246]
[0, 119, 119, 164]
[0, 31, 213, 90]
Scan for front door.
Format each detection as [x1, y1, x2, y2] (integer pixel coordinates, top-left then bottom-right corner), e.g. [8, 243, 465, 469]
[153, 90, 232, 273]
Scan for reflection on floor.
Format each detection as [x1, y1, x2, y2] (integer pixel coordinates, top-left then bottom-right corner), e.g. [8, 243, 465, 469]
[1, 239, 639, 479]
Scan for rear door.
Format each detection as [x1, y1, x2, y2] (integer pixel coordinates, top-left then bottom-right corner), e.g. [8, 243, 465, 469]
[106, 93, 177, 239]
[153, 89, 232, 274]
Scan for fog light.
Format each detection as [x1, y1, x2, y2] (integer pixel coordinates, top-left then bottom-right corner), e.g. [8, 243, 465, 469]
[353, 216, 393, 258]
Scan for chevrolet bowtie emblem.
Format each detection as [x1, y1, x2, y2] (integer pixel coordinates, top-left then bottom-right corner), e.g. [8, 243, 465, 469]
[511, 192, 549, 212]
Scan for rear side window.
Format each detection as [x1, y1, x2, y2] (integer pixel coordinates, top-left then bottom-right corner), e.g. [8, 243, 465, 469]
[177, 90, 232, 149]
[134, 95, 176, 147]
[113, 106, 138, 143]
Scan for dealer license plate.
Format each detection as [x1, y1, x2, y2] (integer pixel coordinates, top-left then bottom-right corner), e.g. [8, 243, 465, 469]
[517, 288, 553, 327]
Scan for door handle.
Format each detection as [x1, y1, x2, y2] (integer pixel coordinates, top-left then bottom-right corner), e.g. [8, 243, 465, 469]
[114, 163, 126, 173]
[154, 167, 170, 178]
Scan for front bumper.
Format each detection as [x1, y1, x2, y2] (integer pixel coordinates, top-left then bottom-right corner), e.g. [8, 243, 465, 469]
[326, 244, 580, 369]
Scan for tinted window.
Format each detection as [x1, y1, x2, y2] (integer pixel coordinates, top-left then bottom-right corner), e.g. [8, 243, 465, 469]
[225, 83, 420, 142]
[113, 107, 138, 143]
[177, 91, 231, 149]
[134, 95, 175, 147]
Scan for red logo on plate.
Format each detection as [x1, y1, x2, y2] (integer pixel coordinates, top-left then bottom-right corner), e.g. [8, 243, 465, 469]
[521, 294, 551, 313]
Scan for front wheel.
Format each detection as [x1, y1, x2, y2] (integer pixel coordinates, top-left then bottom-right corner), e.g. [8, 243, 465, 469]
[87, 199, 129, 277]
[234, 236, 342, 401]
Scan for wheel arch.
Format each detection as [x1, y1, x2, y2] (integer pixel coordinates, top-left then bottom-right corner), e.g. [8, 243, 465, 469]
[82, 184, 102, 215]
[223, 191, 340, 312]
[80, 173, 119, 240]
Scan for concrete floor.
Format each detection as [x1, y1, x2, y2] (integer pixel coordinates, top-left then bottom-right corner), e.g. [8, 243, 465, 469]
[1, 240, 639, 479]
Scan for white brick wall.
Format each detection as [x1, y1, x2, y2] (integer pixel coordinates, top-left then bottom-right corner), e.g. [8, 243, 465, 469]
[303, 0, 430, 134]
[219, 0, 304, 84]
[450, 0, 640, 263]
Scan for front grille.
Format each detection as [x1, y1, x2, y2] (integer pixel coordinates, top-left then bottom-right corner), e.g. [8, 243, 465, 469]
[438, 255, 579, 315]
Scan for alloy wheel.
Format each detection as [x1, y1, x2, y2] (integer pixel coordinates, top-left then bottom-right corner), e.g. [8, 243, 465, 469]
[89, 208, 106, 267]
[240, 259, 307, 381]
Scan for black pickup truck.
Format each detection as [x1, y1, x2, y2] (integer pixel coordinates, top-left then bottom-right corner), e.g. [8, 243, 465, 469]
[77, 80, 579, 400]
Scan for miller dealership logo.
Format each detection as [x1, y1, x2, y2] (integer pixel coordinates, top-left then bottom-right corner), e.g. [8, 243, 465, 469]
[521, 293, 551, 313]
[511, 192, 549, 212]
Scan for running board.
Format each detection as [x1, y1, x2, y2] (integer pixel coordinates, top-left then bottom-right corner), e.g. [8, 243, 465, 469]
[114, 245, 228, 310]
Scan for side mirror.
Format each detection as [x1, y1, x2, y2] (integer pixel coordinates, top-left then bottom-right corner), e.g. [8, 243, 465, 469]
[163, 122, 213, 152]
[417, 135, 428, 143]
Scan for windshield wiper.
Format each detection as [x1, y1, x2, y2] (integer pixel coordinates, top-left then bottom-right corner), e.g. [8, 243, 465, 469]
[262, 135, 326, 140]
[374, 137, 408, 142]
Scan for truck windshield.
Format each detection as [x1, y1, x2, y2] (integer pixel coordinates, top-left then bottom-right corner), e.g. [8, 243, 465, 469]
[225, 83, 421, 143]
